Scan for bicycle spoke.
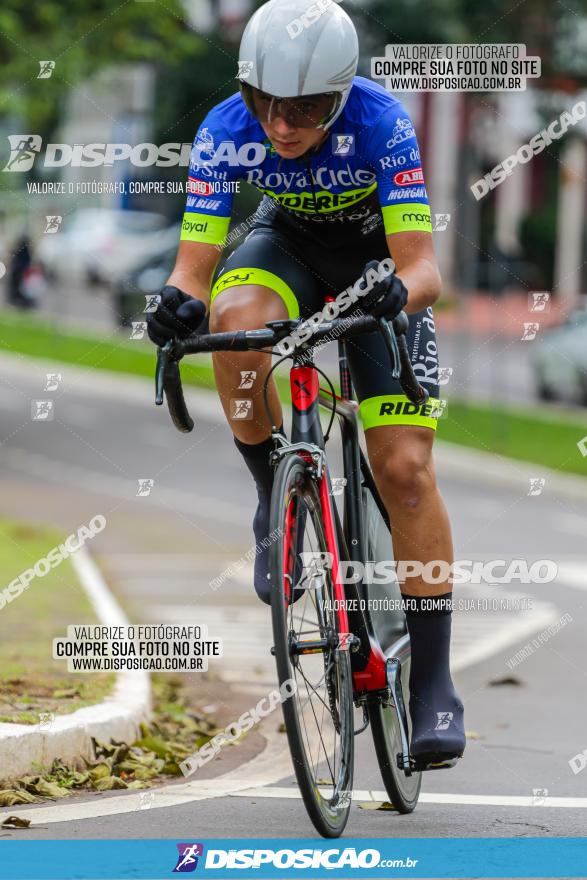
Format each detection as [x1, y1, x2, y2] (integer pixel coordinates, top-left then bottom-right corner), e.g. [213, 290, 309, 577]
[298, 667, 336, 785]
[270, 457, 353, 835]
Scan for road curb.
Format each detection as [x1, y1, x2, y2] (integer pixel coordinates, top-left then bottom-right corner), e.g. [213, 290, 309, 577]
[0, 547, 151, 785]
[435, 440, 587, 503]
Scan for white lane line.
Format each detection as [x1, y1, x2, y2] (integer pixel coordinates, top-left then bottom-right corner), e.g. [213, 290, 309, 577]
[230, 787, 587, 809]
[9, 781, 587, 827]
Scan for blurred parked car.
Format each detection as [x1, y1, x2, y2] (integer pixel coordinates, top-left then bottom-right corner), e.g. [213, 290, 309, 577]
[85, 220, 181, 287]
[37, 209, 168, 284]
[111, 243, 177, 327]
[532, 307, 587, 405]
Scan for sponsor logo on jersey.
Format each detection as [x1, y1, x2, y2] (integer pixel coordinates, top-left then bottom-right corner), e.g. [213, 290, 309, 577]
[402, 210, 431, 225]
[187, 178, 214, 195]
[386, 117, 416, 148]
[393, 167, 424, 186]
[188, 164, 228, 180]
[387, 186, 428, 201]
[216, 272, 253, 288]
[186, 196, 221, 210]
[379, 400, 436, 417]
[182, 218, 208, 235]
[263, 186, 375, 214]
[245, 165, 374, 192]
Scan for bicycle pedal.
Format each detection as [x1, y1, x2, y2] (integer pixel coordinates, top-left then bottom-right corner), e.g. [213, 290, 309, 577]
[410, 754, 462, 772]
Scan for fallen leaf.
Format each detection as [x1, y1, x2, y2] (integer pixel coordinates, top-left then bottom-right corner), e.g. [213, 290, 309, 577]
[22, 778, 69, 799]
[133, 735, 170, 759]
[53, 688, 80, 699]
[358, 801, 395, 811]
[0, 790, 37, 807]
[88, 764, 111, 783]
[488, 676, 522, 687]
[1, 816, 31, 828]
[465, 730, 483, 740]
[93, 776, 128, 791]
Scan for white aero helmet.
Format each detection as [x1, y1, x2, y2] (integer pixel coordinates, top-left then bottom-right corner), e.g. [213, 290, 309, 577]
[238, 0, 359, 129]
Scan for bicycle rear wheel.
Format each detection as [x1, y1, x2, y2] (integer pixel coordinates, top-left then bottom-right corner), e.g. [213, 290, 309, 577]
[362, 488, 421, 812]
[269, 453, 354, 838]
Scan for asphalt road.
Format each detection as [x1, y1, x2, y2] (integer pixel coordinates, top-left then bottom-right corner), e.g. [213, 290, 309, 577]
[0, 352, 586, 844]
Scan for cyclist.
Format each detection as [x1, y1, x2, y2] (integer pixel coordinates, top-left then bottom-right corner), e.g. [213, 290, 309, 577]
[147, 0, 465, 768]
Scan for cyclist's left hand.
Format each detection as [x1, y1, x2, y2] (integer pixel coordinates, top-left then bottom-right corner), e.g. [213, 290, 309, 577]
[358, 259, 408, 321]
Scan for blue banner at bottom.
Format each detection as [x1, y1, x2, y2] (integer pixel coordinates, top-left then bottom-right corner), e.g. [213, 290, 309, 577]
[1, 838, 586, 879]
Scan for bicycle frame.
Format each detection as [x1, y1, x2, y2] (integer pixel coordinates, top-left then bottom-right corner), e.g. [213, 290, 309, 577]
[155, 307, 427, 784]
[282, 348, 390, 699]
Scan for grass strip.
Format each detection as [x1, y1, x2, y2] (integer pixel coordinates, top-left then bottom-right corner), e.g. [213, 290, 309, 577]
[2, 312, 586, 476]
[0, 518, 114, 724]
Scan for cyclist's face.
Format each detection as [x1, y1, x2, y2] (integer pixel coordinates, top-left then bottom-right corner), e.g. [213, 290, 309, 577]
[251, 88, 333, 157]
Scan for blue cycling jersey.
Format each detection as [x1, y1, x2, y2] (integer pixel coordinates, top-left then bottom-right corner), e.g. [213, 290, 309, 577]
[181, 76, 430, 247]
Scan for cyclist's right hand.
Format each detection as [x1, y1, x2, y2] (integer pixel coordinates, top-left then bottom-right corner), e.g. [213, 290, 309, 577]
[146, 286, 207, 347]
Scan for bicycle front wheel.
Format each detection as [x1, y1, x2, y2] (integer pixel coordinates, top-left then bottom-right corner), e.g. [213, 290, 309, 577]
[269, 453, 354, 838]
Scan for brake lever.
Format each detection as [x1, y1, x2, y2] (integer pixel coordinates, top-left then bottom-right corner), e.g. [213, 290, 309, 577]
[376, 317, 401, 380]
[155, 340, 174, 405]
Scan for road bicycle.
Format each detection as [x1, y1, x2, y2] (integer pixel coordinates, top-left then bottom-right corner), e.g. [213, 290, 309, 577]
[155, 303, 439, 838]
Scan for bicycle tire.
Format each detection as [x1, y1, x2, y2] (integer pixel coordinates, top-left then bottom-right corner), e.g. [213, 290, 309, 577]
[367, 642, 421, 813]
[361, 488, 421, 812]
[269, 453, 354, 838]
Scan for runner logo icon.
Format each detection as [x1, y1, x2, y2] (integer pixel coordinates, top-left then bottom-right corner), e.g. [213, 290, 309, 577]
[173, 843, 204, 872]
[3, 135, 42, 172]
[435, 711, 453, 730]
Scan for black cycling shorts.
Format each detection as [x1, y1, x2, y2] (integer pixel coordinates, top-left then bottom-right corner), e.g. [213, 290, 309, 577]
[210, 221, 441, 431]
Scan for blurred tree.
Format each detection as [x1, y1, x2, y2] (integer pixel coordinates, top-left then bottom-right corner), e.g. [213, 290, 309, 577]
[351, 0, 586, 85]
[0, 0, 198, 136]
[153, 38, 237, 146]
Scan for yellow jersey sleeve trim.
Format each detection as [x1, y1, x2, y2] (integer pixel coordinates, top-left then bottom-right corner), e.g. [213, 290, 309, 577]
[381, 203, 432, 235]
[180, 212, 230, 245]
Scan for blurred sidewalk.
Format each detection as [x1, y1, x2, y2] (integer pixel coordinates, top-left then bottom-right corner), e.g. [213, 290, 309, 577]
[436, 291, 569, 339]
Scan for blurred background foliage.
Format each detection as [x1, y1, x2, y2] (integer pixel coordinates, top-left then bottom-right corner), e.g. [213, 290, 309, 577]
[2, 0, 586, 141]
[0, 0, 199, 138]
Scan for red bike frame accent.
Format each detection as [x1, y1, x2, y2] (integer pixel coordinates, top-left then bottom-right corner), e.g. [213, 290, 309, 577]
[282, 494, 297, 605]
[352, 636, 388, 693]
[318, 472, 349, 636]
[291, 366, 319, 411]
[284, 363, 389, 694]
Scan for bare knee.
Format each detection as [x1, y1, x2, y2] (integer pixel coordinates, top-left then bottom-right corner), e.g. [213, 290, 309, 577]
[373, 446, 436, 512]
[209, 297, 255, 334]
[209, 285, 287, 333]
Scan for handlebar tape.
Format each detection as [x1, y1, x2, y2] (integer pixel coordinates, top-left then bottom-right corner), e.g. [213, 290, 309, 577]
[163, 359, 194, 433]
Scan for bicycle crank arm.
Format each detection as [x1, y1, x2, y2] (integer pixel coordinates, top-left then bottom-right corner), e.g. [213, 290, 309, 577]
[387, 657, 413, 776]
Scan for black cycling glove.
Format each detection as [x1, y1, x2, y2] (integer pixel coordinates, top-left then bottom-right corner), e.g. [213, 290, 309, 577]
[357, 260, 408, 321]
[146, 286, 207, 347]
